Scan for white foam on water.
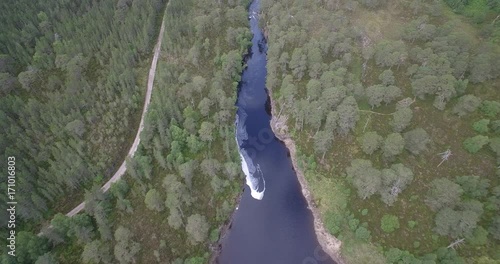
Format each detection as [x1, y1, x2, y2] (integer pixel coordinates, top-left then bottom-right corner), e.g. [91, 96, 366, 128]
[239, 151, 264, 200]
[235, 110, 265, 200]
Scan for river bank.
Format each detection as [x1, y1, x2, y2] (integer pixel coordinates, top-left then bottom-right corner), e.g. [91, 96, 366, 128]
[209, 185, 244, 264]
[268, 91, 345, 264]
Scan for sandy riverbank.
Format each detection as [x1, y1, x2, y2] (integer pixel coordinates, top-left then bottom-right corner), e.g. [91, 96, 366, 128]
[268, 92, 345, 264]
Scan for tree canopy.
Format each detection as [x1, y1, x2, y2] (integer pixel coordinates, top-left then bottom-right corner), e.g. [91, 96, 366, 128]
[383, 133, 405, 159]
[346, 159, 382, 200]
[185, 214, 210, 244]
[403, 128, 430, 155]
[425, 178, 463, 211]
[360, 131, 383, 155]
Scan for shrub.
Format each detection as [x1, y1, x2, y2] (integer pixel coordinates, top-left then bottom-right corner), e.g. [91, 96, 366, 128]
[361, 209, 368, 216]
[407, 220, 417, 229]
[455, 175, 490, 198]
[355, 226, 371, 241]
[491, 120, 500, 133]
[485, 186, 500, 211]
[384, 248, 416, 263]
[452, 94, 481, 117]
[209, 229, 219, 242]
[472, 119, 490, 134]
[349, 218, 360, 231]
[480, 100, 500, 118]
[114, 226, 141, 264]
[489, 137, 500, 156]
[185, 257, 206, 264]
[381, 214, 400, 233]
[463, 135, 489, 153]
[489, 216, 500, 240]
[144, 189, 164, 212]
[467, 226, 488, 246]
[435, 247, 465, 263]
[325, 211, 344, 235]
[82, 240, 112, 264]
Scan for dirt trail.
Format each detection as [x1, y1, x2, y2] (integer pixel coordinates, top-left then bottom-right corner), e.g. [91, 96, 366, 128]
[66, 8, 167, 217]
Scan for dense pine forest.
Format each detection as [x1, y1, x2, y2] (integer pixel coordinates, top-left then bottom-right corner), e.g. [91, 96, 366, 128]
[262, 0, 500, 263]
[2, 0, 250, 263]
[0, 0, 166, 262]
[0, 0, 165, 223]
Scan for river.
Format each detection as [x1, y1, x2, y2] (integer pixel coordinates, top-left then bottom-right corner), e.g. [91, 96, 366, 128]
[216, 1, 335, 263]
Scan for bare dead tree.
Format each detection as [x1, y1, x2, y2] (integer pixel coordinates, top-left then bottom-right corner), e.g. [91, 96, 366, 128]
[178, 205, 185, 220]
[390, 179, 402, 197]
[361, 35, 372, 81]
[492, 14, 500, 25]
[362, 116, 371, 133]
[447, 238, 465, 250]
[358, 109, 394, 116]
[396, 97, 416, 109]
[276, 102, 285, 121]
[437, 149, 452, 167]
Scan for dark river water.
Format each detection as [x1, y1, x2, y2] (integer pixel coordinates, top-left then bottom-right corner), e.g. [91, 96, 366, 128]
[216, 1, 335, 263]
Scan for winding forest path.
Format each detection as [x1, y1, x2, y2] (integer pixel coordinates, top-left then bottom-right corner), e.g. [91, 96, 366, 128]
[66, 9, 167, 217]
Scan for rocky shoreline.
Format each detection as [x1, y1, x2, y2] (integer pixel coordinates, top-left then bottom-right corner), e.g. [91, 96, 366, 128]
[267, 91, 345, 264]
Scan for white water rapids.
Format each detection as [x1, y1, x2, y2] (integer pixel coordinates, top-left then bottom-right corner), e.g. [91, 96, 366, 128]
[235, 110, 265, 200]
